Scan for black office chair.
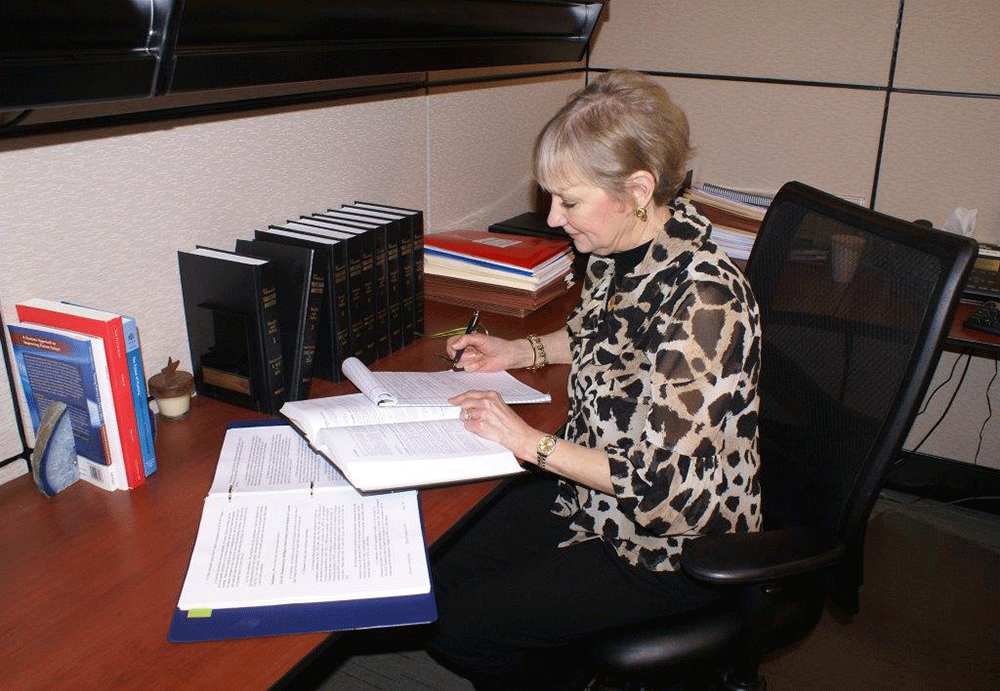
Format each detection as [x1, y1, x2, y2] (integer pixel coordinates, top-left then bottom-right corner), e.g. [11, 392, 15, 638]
[580, 181, 976, 690]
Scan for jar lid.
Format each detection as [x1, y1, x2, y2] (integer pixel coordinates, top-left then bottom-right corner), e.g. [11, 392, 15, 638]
[148, 358, 194, 398]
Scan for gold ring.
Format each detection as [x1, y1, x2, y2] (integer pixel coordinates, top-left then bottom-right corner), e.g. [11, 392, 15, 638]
[463, 409, 472, 421]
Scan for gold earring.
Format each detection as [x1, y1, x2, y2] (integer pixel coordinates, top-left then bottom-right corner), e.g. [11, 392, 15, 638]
[634, 206, 648, 222]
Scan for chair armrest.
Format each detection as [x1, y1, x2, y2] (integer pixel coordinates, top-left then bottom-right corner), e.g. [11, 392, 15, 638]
[680, 527, 845, 586]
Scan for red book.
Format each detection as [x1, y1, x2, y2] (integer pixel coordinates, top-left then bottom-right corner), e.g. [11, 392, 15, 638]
[424, 229, 570, 272]
[16, 299, 145, 488]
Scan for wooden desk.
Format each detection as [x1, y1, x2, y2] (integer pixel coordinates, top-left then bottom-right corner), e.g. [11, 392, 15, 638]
[0, 288, 579, 691]
[946, 301, 1000, 356]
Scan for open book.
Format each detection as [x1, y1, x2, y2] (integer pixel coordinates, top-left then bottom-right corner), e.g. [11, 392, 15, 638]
[171, 423, 433, 641]
[342, 356, 551, 407]
[281, 392, 526, 491]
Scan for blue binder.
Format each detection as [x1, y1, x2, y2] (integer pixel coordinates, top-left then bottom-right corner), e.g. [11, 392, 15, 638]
[168, 590, 437, 642]
[168, 419, 437, 642]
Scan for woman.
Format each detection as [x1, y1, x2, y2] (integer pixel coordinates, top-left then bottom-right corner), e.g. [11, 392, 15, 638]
[427, 70, 762, 690]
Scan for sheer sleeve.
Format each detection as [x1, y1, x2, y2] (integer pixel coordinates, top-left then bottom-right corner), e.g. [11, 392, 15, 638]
[606, 281, 758, 536]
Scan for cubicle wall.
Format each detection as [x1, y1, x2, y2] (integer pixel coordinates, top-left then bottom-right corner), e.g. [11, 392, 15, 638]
[589, 0, 1000, 471]
[2, 0, 997, 477]
[0, 67, 584, 475]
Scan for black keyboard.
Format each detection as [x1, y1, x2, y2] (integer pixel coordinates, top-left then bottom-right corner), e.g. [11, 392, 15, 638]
[963, 301, 1000, 336]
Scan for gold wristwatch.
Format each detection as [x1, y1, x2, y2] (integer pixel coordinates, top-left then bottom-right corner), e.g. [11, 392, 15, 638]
[536, 434, 557, 470]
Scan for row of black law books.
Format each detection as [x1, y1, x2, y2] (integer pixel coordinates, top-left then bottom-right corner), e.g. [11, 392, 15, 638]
[177, 202, 424, 415]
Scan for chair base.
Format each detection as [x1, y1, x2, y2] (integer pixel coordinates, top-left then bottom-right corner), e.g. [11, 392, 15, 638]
[588, 666, 764, 691]
[720, 667, 765, 691]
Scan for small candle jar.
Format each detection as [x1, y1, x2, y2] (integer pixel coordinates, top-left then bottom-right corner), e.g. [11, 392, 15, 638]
[148, 358, 195, 420]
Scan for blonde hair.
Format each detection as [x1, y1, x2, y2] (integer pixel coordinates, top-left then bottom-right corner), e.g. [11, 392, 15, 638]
[533, 70, 692, 206]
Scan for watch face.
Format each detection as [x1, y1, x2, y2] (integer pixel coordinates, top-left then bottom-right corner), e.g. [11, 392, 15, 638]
[537, 435, 556, 455]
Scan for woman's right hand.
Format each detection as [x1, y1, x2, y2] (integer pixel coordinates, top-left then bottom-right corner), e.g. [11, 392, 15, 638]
[446, 333, 531, 372]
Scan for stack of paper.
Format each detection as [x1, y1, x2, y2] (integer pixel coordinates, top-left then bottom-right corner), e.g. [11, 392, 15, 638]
[682, 183, 773, 262]
[423, 229, 574, 316]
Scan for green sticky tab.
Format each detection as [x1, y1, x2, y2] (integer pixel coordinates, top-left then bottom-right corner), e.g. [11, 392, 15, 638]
[186, 609, 213, 618]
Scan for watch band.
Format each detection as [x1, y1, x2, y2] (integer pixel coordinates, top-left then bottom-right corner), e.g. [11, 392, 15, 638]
[535, 434, 557, 470]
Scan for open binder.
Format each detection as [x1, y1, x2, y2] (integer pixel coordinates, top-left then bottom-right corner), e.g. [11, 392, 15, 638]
[168, 419, 436, 643]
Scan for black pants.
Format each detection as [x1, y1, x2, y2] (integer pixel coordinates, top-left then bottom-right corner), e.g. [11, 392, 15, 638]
[426, 475, 722, 691]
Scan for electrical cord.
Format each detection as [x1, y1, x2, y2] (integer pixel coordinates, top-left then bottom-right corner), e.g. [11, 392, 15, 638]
[892, 351, 972, 468]
[917, 349, 965, 416]
[944, 358, 998, 508]
[971, 358, 997, 466]
[888, 350, 965, 485]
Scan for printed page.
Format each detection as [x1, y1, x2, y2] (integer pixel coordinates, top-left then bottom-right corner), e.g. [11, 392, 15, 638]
[316, 418, 523, 490]
[280, 393, 460, 439]
[341, 356, 551, 407]
[208, 425, 352, 497]
[177, 489, 429, 610]
[341, 357, 395, 404]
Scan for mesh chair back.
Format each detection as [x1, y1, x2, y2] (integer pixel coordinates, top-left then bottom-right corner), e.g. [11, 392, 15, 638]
[743, 182, 974, 573]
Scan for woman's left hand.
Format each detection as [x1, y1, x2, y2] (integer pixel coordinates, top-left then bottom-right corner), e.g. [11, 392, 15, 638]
[449, 390, 538, 463]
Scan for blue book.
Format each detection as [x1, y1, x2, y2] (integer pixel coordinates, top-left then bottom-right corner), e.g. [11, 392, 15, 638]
[120, 315, 157, 476]
[169, 420, 435, 642]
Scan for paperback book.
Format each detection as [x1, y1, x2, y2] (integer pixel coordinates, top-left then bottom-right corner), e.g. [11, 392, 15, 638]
[7, 321, 127, 491]
[15, 298, 146, 487]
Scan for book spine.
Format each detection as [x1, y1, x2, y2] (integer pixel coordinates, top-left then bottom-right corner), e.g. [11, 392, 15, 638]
[385, 221, 404, 353]
[121, 316, 157, 477]
[255, 264, 285, 415]
[399, 218, 416, 344]
[15, 304, 145, 488]
[411, 212, 425, 338]
[251, 229, 342, 385]
[85, 337, 129, 491]
[329, 243, 352, 377]
[298, 257, 326, 398]
[354, 232, 378, 364]
[338, 235, 368, 364]
[370, 226, 391, 359]
[312, 258, 342, 383]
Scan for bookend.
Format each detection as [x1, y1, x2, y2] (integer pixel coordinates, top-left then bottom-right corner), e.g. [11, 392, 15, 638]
[196, 303, 260, 411]
[31, 401, 80, 496]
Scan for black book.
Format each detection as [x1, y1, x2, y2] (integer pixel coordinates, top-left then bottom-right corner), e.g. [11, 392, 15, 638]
[336, 208, 408, 344]
[321, 209, 401, 356]
[253, 227, 347, 384]
[308, 213, 393, 359]
[234, 238, 323, 401]
[177, 247, 285, 414]
[284, 218, 376, 365]
[351, 202, 425, 340]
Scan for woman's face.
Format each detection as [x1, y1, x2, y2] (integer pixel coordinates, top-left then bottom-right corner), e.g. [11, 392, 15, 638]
[546, 181, 637, 256]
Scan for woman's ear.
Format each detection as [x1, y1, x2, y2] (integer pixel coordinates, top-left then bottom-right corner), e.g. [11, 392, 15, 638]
[626, 170, 656, 208]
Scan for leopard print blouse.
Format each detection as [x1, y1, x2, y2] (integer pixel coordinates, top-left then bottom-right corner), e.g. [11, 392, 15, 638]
[553, 198, 762, 572]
